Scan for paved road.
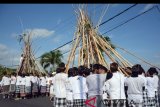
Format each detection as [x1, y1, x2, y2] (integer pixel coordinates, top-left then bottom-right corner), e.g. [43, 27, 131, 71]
[0, 94, 53, 107]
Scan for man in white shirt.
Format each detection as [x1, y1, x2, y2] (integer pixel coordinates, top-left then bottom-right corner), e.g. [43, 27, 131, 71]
[65, 67, 74, 107]
[146, 68, 156, 107]
[40, 74, 47, 96]
[25, 73, 32, 99]
[9, 72, 17, 99]
[103, 62, 126, 107]
[30, 73, 38, 98]
[137, 64, 148, 107]
[86, 64, 106, 107]
[19, 73, 26, 99]
[125, 64, 145, 107]
[52, 63, 68, 107]
[69, 66, 88, 107]
[1, 72, 11, 99]
[15, 73, 22, 100]
[46, 74, 52, 96]
[149, 67, 159, 107]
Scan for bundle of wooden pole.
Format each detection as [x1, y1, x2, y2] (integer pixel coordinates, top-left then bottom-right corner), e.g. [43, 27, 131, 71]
[65, 6, 133, 76]
[16, 32, 46, 76]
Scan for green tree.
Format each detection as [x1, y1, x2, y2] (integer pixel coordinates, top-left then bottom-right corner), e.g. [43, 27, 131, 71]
[0, 65, 15, 80]
[40, 50, 63, 72]
[99, 35, 116, 54]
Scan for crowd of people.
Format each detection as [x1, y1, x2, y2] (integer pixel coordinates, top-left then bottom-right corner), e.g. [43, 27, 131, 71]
[0, 71, 54, 100]
[0, 62, 160, 107]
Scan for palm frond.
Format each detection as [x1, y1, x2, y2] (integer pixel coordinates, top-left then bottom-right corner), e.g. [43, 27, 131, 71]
[40, 50, 63, 70]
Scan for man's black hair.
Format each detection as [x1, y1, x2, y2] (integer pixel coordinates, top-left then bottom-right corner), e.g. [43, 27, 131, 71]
[110, 62, 118, 73]
[106, 72, 113, 81]
[148, 67, 157, 76]
[99, 64, 108, 72]
[68, 68, 73, 77]
[78, 66, 85, 76]
[131, 64, 140, 77]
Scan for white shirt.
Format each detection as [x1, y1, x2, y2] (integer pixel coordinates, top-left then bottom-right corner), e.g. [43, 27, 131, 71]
[19, 77, 26, 85]
[31, 76, 38, 84]
[146, 77, 155, 97]
[1, 76, 10, 86]
[125, 76, 145, 103]
[36, 77, 40, 86]
[20, 56, 23, 64]
[50, 84, 54, 95]
[35, 76, 39, 84]
[25, 76, 31, 86]
[10, 76, 16, 85]
[69, 76, 88, 100]
[103, 71, 126, 99]
[153, 75, 159, 91]
[66, 77, 73, 100]
[52, 73, 68, 98]
[40, 77, 47, 86]
[16, 76, 22, 85]
[86, 74, 106, 97]
[102, 85, 108, 100]
[138, 74, 147, 89]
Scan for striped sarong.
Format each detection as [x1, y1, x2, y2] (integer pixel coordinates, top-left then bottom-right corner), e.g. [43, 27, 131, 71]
[15, 85, 20, 93]
[147, 97, 156, 107]
[46, 84, 50, 93]
[9, 84, 16, 93]
[40, 86, 46, 93]
[19, 85, 25, 94]
[25, 86, 31, 94]
[67, 100, 74, 107]
[54, 97, 67, 107]
[142, 89, 148, 107]
[155, 91, 159, 107]
[128, 99, 143, 107]
[73, 99, 86, 107]
[2, 85, 10, 94]
[103, 99, 126, 107]
[32, 83, 38, 93]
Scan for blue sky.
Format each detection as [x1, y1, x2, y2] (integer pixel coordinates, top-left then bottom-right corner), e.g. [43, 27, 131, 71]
[0, 4, 160, 71]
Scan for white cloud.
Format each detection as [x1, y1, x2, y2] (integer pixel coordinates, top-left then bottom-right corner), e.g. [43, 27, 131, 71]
[24, 28, 55, 39]
[0, 44, 20, 67]
[139, 4, 155, 13]
[0, 44, 7, 51]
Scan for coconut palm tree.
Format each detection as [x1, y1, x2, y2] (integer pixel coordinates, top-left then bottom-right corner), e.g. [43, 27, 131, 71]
[40, 50, 63, 71]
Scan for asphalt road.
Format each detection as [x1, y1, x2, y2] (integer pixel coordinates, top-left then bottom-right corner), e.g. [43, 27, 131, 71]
[0, 94, 53, 107]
